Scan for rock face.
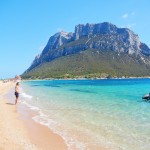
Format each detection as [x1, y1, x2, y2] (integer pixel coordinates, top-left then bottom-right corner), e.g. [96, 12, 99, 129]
[26, 22, 150, 72]
[74, 22, 118, 40]
[42, 31, 73, 55]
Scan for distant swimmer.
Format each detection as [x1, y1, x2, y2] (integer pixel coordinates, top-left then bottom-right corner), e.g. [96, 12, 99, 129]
[15, 82, 20, 104]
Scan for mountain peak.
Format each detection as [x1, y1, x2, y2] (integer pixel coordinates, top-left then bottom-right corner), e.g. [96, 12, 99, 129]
[54, 31, 71, 38]
[74, 22, 118, 40]
[25, 22, 150, 73]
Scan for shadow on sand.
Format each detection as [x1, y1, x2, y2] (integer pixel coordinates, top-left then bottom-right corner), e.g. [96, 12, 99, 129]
[6, 102, 15, 105]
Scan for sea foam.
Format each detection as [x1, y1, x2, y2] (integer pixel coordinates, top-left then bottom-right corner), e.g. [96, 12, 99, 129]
[21, 92, 33, 99]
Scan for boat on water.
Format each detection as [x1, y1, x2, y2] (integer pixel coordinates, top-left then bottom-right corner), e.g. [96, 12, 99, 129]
[142, 93, 150, 101]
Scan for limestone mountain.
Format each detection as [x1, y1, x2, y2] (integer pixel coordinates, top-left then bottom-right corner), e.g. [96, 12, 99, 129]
[22, 22, 150, 79]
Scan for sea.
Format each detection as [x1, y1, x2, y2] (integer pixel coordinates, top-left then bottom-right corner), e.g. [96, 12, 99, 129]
[19, 79, 150, 150]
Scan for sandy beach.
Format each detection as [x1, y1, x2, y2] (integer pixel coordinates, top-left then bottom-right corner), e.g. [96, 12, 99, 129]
[0, 81, 67, 150]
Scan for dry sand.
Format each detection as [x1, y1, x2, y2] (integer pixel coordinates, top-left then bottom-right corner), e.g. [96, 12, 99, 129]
[0, 82, 67, 150]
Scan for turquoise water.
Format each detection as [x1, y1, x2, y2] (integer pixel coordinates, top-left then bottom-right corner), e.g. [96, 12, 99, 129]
[20, 79, 150, 150]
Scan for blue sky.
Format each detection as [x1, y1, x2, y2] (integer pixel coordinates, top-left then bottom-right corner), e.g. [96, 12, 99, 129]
[0, 0, 150, 78]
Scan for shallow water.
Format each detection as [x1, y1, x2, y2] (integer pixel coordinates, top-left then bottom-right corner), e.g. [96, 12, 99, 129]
[20, 79, 150, 150]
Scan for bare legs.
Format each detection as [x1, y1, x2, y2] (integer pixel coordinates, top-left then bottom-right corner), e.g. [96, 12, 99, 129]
[15, 97, 18, 105]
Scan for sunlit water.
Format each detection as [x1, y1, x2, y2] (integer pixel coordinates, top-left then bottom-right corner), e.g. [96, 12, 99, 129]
[20, 79, 150, 150]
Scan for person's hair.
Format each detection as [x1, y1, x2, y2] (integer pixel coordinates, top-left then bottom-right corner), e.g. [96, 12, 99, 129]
[16, 82, 19, 86]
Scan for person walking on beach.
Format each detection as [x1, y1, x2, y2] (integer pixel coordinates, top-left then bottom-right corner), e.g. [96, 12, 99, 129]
[15, 82, 20, 105]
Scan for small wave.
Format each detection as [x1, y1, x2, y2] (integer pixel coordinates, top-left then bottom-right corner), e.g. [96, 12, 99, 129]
[29, 106, 40, 111]
[20, 91, 86, 149]
[20, 101, 40, 112]
[32, 113, 86, 150]
[21, 92, 33, 99]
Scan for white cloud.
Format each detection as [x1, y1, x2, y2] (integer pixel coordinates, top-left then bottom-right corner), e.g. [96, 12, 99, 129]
[122, 12, 135, 19]
[122, 13, 129, 19]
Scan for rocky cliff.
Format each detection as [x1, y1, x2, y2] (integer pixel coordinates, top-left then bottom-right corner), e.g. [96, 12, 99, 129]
[23, 22, 150, 78]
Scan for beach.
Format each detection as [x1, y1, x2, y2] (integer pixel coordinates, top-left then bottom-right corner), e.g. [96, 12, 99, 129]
[1, 79, 150, 150]
[0, 81, 67, 150]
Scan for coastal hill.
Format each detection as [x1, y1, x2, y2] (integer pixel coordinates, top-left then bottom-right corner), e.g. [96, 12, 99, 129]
[22, 22, 150, 79]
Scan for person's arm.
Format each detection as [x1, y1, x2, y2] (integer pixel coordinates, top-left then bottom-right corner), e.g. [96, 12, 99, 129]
[15, 86, 20, 93]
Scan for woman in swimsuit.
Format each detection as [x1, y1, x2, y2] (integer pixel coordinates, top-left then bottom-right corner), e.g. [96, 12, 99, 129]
[15, 82, 20, 105]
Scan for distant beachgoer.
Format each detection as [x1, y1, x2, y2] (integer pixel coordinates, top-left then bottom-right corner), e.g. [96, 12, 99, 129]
[15, 82, 20, 104]
[15, 75, 21, 83]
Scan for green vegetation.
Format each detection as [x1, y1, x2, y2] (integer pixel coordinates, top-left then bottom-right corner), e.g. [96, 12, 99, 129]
[22, 49, 150, 79]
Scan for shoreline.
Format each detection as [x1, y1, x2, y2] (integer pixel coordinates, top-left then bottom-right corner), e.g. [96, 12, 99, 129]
[17, 97, 68, 150]
[0, 82, 67, 150]
[21, 76, 150, 81]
